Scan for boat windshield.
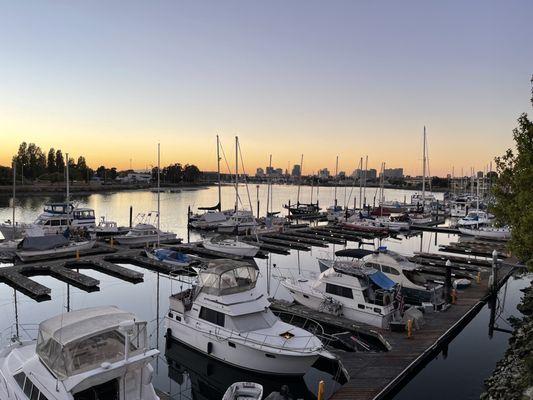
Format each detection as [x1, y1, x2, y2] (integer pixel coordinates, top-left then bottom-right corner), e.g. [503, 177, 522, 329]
[37, 321, 147, 379]
[200, 263, 258, 296]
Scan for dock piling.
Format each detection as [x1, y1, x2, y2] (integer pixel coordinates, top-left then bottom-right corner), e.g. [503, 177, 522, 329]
[445, 260, 452, 303]
[491, 250, 499, 294]
[129, 206, 133, 228]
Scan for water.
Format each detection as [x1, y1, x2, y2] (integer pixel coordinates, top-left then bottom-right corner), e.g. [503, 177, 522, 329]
[0, 184, 524, 399]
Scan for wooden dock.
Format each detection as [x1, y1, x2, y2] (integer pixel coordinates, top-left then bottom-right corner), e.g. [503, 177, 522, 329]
[329, 263, 515, 400]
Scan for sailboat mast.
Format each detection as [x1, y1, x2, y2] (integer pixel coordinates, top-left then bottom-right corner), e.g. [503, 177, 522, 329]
[422, 127, 426, 207]
[157, 143, 161, 246]
[12, 161, 16, 238]
[235, 136, 239, 212]
[358, 157, 363, 209]
[66, 153, 70, 228]
[363, 155, 368, 209]
[334, 155, 339, 207]
[266, 154, 272, 214]
[296, 154, 303, 205]
[216, 135, 221, 210]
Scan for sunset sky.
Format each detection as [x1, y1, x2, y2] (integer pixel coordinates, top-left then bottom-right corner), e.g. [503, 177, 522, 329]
[1, 1, 532, 176]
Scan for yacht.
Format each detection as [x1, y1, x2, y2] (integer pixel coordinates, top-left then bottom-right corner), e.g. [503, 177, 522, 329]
[0, 306, 159, 400]
[189, 210, 229, 230]
[203, 236, 260, 257]
[457, 210, 493, 227]
[280, 263, 397, 328]
[217, 210, 257, 234]
[319, 248, 445, 307]
[165, 259, 324, 375]
[88, 216, 128, 237]
[0, 203, 96, 239]
[115, 212, 177, 246]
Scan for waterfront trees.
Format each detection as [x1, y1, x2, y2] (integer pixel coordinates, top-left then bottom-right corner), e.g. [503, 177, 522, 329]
[492, 78, 533, 270]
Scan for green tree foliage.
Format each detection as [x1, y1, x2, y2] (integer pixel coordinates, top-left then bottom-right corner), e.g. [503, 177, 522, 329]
[47, 148, 56, 173]
[55, 150, 65, 174]
[492, 79, 533, 269]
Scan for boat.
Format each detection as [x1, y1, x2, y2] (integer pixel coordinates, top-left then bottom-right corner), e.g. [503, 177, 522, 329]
[408, 212, 433, 225]
[340, 215, 389, 234]
[372, 214, 411, 231]
[222, 382, 263, 400]
[88, 216, 129, 237]
[0, 239, 22, 252]
[0, 305, 160, 400]
[217, 210, 257, 234]
[165, 259, 324, 375]
[458, 225, 511, 240]
[203, 235, 260, 257]
[319, 247, 445, 307]
[189, 210, 229, 230]
[284, 202, 320, 218]
[457, 210, 493, 227]
[280, 262, 397, 328]
[0, 203, 96, 239]
[146, 248, 198, 267]
[15, 235, 95, 262]
[115, 212, 178, 246]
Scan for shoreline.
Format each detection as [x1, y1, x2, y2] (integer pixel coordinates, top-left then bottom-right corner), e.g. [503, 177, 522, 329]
[481, 276, 533, 399]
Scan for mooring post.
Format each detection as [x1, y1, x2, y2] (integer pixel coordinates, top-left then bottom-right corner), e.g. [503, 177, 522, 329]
[317, 381, 325, 400]
[445, 260, 452, 303]
[129, 206, 133, 228]
[492, 249, 498, 293]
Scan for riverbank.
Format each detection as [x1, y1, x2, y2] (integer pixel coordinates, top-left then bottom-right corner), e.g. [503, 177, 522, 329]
[481, 278, 533, 400]
[0, 182, 211, 196]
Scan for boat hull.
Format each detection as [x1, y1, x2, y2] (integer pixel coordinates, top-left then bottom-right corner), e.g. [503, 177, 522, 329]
[115, 233, 177, 245]
[165, 317, 318, 375]
[16, 240, 95, 262]
[203, 240, 259, 257]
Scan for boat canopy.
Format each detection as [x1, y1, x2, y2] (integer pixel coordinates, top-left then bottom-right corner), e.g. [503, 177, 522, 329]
[335, 248, 375, 259]
[36, 306, 147, 379]
[154, 248, 189, 262]
[199, 260, 258, 296]
[18, 235, 69, 251]
[368, 271, 396, 291]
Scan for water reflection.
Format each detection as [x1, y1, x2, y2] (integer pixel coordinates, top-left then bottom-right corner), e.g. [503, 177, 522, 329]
[164, 337, 347, 400]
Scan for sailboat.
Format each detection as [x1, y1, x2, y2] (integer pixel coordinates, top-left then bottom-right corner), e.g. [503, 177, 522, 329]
[189, 135, 230, 230]
[284, 154, 320, 218]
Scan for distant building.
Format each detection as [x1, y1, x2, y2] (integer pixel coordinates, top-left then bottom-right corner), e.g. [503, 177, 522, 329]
[477, 171, 484, 178]
[382, 168, 404, 179]
[338, 171, 346, 179]
[274, 168, 283, 176]
[256, 168, 265, 177]
[266, 166, 274, 175]
[291, 164, 301, 177]
[318, 168, 330, 179]
[117, 173, 151, 183]
[351, 169, 377, 180]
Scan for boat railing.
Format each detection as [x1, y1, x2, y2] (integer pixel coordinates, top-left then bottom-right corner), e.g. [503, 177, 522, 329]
[0, 323, 39, 346]
[209, 323, 321, 353]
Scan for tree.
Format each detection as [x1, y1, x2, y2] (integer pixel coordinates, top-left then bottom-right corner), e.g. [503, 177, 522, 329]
[491, 78, 533, 269]
[47, 148, 56, 173]
[56, 150, 65, 174]
[183, 164, 201, 183]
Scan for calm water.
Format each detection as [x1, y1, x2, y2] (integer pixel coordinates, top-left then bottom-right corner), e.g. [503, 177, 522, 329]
[0, 185, 526, 399]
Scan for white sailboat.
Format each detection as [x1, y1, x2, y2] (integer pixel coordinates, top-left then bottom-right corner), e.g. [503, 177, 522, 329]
[203, 235, 259, 257]
[0, 306, 159, 400]
[458, 225, 511, 240]
[165, 260, 324, 375]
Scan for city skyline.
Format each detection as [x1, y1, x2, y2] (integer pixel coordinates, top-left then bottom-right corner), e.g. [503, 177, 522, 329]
[1, 1, 532, 176]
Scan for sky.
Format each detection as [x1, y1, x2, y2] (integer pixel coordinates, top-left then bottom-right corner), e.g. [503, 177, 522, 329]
[0, 0, 532, 176]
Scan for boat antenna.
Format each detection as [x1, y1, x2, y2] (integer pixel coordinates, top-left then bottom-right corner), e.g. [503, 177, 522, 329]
[157, 143, 161, 247]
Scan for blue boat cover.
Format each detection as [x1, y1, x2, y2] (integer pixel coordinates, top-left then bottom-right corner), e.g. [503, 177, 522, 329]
[369, 271, 396, 290]
[155, 249, 189, 262]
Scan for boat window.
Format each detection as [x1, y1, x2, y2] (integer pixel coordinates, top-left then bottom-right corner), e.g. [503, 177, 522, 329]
[51, 219, 61, 226]
[73, 378, 119, 400]
[23, 378, 34, 397]
[200, 265, 258, 295]
[199, 307, 225, 327]
[358, 304, 365, 309]
[14, 372, 26, 388]
[365, 262, 381, 271]
[326, 283, 354, 299]
[39, 393, 49, 400]
[404, 269, 427, 285]
[381, 265, 400, 275]
[229, 310, 276, 332]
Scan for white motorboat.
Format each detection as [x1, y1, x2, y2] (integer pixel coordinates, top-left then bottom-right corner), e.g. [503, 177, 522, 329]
[146, 248, 198, 267]
[15, 236, 95, 262]
[457, 210, 493, 227]
[165, 260, 324, 375]
[189, 210, 229, 230]
[115, 212, 178, 246]
[0, 203, 96, 239]
[458, 225, 511, 240]
[222, 382, 263, 400]
[203, 236, 260, 257]
[88, 216, 129, 237]
[319, 248, 445, 307]
[373, 215, 411, 232]
[0, 305, 159, 400]
[217, 210, 257, 234]
[280, 263, 397, 328]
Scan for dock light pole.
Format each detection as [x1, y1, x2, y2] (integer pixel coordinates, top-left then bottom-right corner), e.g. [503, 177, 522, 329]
[445, 260, 452, 303]
[491, 250, 498, 294]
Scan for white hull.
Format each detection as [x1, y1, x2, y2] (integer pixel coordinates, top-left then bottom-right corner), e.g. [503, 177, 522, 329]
[458, 227, 511, 240]
[203, 239, 259, 257]
[165, 317, 318, 375]
[16, 240, 96, 262]
[115, 232, 176, 245]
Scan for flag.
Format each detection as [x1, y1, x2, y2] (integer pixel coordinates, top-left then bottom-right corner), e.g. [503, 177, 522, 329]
[395, 285, 405, 314]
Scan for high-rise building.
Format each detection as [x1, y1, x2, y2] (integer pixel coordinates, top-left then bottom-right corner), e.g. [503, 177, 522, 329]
[291, 164, 301, 177]
[318, 168, 330, 179]
[255, 168, 265, 177]
[382, 168, 404, 179]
